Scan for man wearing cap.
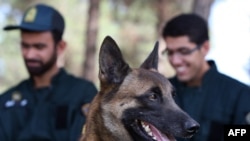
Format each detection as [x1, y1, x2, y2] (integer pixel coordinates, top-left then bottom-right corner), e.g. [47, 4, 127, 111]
[0, 4, 97, 141]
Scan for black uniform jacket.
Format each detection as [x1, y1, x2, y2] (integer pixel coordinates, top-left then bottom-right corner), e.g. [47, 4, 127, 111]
[170, 61, 250, 141]
[0, 68, 97, 141]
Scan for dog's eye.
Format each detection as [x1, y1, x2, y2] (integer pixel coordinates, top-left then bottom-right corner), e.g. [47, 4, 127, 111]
[148, 93, 157, 101]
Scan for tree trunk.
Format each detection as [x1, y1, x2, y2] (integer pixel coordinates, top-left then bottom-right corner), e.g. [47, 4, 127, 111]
[154, 0, 176, 78]
[192, 0, 215, 21]
[83, 0, 100, 82]
[155, 0, 170, 38]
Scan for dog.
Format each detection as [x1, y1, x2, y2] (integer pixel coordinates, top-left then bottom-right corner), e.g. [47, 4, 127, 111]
[80, 36, 199, 141]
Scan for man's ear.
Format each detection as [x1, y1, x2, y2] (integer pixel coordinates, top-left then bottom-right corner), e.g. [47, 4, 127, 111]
[56, 40, 66, 67]
[57, 40, 67, 55]
[201, 40, 210, 56]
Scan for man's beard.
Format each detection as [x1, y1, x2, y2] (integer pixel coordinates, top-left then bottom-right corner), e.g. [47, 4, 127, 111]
[24, 50, 57, 76]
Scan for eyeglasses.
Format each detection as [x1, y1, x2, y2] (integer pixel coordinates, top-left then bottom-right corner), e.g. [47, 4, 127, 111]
[166, 45, 201, 57]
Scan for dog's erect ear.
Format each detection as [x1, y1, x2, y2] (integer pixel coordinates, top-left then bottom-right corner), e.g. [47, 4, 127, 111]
[140, 41, 159, 71]
[99, 36, 131, 84]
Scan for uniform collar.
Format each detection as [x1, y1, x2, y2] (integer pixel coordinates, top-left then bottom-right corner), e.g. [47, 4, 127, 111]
[51, 68, 67, 85]
[202, 60, 218, 85]
[27, 68, 67, 89]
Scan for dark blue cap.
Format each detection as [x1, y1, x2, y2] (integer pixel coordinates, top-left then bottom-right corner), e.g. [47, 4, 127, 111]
[3, 4, 65, 34]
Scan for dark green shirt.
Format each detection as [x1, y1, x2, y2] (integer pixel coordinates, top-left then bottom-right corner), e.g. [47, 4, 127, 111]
[0, 68, 97, 141]
[170, 61, 250, 141]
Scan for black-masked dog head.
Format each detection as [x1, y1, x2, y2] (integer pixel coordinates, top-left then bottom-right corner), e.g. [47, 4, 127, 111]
[82, 36, 199, 141]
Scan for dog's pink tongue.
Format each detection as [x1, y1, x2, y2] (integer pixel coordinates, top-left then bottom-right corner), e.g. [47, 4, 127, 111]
[149, 124, 175, 141]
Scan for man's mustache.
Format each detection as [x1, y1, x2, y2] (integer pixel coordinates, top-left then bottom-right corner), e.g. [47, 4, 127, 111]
[25, 59, 43, 65]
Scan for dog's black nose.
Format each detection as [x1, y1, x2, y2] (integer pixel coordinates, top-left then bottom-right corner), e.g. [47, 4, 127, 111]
[185, 121, 200, 135]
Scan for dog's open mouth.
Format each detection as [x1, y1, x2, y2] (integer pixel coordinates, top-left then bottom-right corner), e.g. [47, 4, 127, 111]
[136, 120, 176, 141]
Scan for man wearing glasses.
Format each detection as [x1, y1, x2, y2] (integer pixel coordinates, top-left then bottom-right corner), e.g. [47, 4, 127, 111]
[161, 13, 250, 141]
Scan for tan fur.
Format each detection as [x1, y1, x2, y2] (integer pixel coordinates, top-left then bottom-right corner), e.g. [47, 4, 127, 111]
[80, 36, 199, 141]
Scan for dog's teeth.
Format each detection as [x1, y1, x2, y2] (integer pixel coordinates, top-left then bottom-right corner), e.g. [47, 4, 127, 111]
[141, 122, 153, 136]
[148, 131, 153, 136]
[141, 122, 146, 126]
[146, 128, 153, 136]
[145, 125, 150, 132]
[137, 121, 157, 140]
[141, 121, 158, 140]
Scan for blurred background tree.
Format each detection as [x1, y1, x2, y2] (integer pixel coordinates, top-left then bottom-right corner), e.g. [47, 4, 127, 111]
[1, 0, 249, 93]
